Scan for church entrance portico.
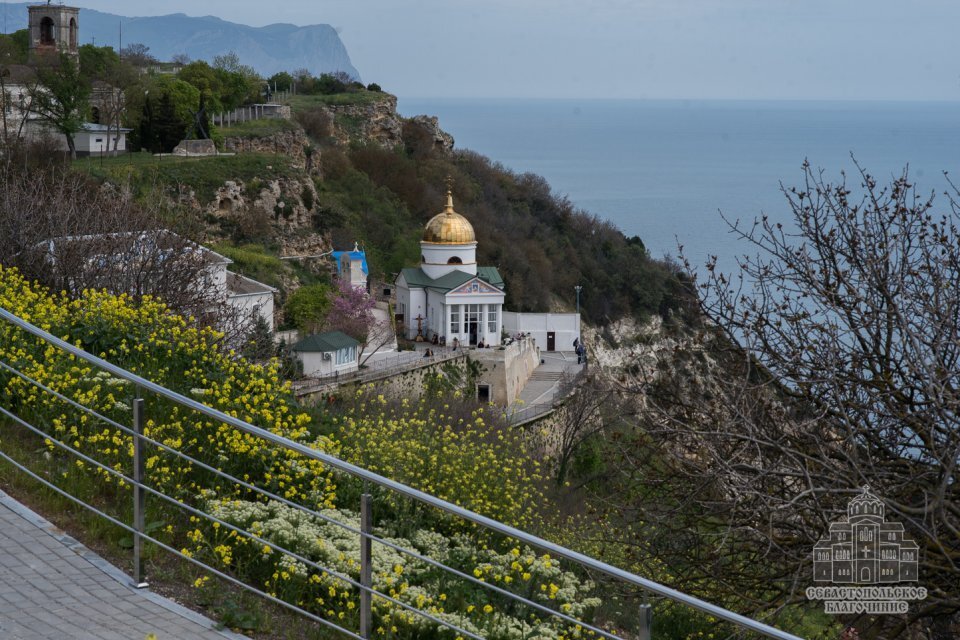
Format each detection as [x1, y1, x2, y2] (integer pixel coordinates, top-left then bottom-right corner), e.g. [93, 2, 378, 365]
[443, 300, 501, 347]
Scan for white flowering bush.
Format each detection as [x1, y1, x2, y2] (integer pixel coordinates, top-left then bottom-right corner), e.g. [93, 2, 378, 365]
[196, 498, 601, 640]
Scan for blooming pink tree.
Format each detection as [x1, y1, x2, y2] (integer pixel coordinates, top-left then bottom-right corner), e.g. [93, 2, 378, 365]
[326, 279, 375, 341]
[325, 279, 395, 364]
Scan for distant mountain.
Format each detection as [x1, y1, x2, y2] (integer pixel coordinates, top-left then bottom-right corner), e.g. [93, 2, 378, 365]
[0, 3, 360, 80]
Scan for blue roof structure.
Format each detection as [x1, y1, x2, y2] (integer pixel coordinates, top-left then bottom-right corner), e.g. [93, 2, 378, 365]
[331, 247, 368, 277]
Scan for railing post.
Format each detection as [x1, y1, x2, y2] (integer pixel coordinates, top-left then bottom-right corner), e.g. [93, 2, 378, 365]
[132, 396, 148, 588]
[359, 493, 373, 639]
[638, 602, 652, 640]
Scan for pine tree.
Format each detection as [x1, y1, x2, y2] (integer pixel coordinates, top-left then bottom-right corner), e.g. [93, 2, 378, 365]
[242, 315, 274, 363]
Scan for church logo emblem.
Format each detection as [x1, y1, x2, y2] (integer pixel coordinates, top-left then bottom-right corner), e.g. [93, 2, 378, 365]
[806, 487, 926, 614]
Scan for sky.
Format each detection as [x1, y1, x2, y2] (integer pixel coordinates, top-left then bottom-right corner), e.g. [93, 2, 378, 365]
[18, 0, 960, 101]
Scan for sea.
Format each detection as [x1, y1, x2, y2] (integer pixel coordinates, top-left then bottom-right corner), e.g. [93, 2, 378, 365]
[397, 98, 960, 273]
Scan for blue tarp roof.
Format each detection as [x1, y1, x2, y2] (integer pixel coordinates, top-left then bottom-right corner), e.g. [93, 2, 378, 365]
[331, 249, 369, 276]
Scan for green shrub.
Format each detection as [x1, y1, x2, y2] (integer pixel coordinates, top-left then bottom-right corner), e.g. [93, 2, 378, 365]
[283, 284, 331, 332]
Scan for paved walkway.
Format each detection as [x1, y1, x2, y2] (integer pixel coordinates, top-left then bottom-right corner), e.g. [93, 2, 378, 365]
[0, 491, 246, 640]
[514, 351, 584, 407]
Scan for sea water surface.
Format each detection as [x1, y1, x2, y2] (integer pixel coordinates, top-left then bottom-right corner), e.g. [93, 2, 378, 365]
[398, 98, 960, 271]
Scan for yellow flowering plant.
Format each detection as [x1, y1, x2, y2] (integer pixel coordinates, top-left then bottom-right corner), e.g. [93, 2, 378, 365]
[327, 387, 546, 532]
[0, 266, 339, 540]
[0, 267, 603, 640]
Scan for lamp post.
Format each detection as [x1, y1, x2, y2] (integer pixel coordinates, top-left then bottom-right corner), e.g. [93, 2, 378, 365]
[574, 285, 582, 342]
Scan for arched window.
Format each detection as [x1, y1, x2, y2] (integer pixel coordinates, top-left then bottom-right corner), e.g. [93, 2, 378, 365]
[447, 256, 463, 264]
[91, 106, 101, 124]
[69, 18, 78, 49]
[40, 17, 55, 45]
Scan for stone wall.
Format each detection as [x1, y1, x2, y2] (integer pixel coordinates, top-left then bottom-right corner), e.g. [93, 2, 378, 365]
[295, 339, 540, 409]
[296, 355, 469, 406]
[472, 337, 540, 406]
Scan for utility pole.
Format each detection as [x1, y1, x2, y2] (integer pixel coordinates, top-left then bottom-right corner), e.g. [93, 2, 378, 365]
[574, 285, 582, 341]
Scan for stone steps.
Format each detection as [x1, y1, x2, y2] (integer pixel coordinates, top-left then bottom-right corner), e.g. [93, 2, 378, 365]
[529, 371, 564, 382]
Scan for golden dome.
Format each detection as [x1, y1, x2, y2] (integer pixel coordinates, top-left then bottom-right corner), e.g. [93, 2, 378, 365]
[422, 191, 476, 244]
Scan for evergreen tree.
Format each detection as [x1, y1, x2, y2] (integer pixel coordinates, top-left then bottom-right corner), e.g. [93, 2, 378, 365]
[154, 92, 186, 152]
[242, 315, 274, 363]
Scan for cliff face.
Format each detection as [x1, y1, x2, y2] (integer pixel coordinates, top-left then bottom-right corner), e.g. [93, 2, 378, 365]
[222, 129, 320, 176]
[321, 94, 455, 153]
[325, 95, 405, 148]
[203, 176, 326, 254]
[405, 115, 455, 154]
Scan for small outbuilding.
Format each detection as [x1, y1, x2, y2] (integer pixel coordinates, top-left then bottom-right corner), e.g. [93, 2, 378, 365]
[292, 330, 360, 378]
[74, 122, 131, 156]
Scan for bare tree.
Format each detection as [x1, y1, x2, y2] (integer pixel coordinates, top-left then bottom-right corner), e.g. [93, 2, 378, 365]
[603, 161, 960, 638]
[0, 157, 240, 337]
[553, 373, 613, 487]
[358, 311, 397, 366]
[120, 43, 156, 67]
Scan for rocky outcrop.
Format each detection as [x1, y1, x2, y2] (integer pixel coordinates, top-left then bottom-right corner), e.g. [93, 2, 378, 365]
[200, 177, 330, 266]
[221, 94, 454, 157]
[208, 177, 317, 230]
[405, 115, 455, 154]
[172, 139, 217, 156]
[325, 94, 404, 148]
[583, 315, 664, 374]
[222, 129, 319, 175]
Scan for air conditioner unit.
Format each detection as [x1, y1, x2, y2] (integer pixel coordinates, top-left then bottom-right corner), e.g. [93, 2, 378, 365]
[322, 352, 332, 361]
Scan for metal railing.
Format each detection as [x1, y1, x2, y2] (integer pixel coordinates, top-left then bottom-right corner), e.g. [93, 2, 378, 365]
[505, 366, 588, 426]
[0, 306, 802, 640]
[505, 402, 557, 426]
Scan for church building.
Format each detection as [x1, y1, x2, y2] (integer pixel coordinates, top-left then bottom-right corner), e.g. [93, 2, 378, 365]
[28, 4, 80, 61]
[395, 192, 505, 347]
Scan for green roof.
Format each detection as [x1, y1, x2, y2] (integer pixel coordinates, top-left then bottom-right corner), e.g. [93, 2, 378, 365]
[291, 330, 359, 353]
[399, 267, 504, 293]
[477, 266, 505, 289]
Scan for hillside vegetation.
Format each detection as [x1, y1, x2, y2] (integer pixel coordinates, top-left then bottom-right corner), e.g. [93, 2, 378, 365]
[71, 87, 689, 327]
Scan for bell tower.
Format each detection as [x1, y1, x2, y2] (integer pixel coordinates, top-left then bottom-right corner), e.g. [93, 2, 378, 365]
[28, 4, 80, 61]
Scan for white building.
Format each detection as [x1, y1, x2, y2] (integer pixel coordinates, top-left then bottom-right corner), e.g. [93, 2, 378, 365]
[38, 230, 276, 330]
[73, 123, 131, 156]
[1, 73, 128, 156]
[395, 191, 505, 347]
[292, 330, 360, 378]
[503, 312, 581, 352]
[0, 65, 38, 140]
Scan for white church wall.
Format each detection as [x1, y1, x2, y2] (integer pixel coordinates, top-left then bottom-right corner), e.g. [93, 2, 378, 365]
[426, 292, 444, 340]
[421, 242, 478, 279]
[406, 288, 428, 339]
[503, 311, 581, 352]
